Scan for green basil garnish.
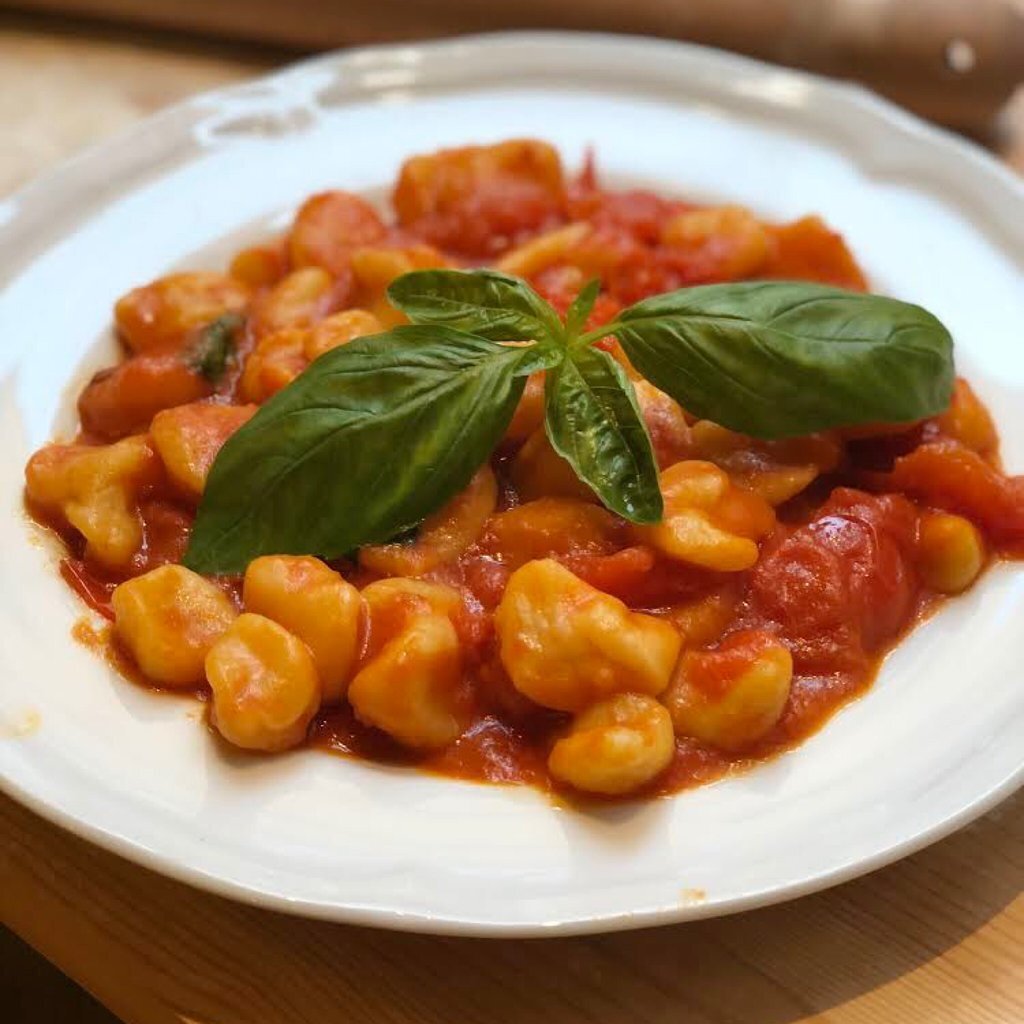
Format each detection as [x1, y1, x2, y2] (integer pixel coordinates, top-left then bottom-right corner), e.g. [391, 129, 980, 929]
[186, 269, 957, 572]
[605, 282, 954, 439]
[185, 326, 536, 573]
[388, 268, 563, 346]
[544, 344, 662, 523]
[187, 313, 243, 383]
[564, 278, 601, 341]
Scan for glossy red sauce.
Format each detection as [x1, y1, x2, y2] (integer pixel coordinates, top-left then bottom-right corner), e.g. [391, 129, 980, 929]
[25, 142, 1024, 797]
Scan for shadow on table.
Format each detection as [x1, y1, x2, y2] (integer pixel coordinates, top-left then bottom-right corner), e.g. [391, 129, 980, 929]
[1, 926, 118, 1024]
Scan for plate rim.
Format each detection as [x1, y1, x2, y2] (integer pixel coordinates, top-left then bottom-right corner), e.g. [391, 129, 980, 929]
[1, 29, 1022, 937]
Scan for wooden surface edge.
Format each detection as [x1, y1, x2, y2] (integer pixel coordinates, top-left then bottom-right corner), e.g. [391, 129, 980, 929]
[2, 789, 1022, 1024]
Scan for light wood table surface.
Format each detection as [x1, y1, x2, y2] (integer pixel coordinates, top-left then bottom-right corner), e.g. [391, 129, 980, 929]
[2, 14, 1022, 1024]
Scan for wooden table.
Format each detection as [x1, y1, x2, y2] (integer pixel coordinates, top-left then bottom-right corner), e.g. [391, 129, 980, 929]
[1, 13, 1022, 1023]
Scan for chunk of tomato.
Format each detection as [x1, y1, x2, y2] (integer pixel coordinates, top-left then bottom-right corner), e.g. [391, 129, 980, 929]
[751, 489, 917, 671]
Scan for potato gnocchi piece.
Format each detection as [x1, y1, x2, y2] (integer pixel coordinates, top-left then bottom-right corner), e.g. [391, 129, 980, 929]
[349, 244, 448, 327]
[243, 556, 363, 704]
[661, 206, 770, 280]
[150, 402, 257, 499]
[664, 630, 792, 751]
[494, 559, 681, 712]
[496, 222, 591, 277]
[26, 435, 162, 569]
[112, 564, 237, 687]
[663, 588, 739, 649]
[549, 693, 675, 796]
[229, 240, 288, 289]
[206, 613, 321, 752]
[249, 267, 343, 339]
[115, 272, 250, 353]
[239, 328, 308, 403]
[348, 613, 465, 751]
[684, 421, 842, 506]
[360, 577, 463, 632]
[351, 577, 466, 749]
[289, 190, 387, 275]
[395, 139, 564, 222]
[916, 512, 984, 594]
[303, 309, 383, 361]
[635, 460, 775, 571]
[478, 498, 623, 569]
[359, 466, 497, 577]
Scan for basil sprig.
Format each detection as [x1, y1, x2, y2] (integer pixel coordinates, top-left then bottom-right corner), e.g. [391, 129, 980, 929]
[185, 268, 954, 572]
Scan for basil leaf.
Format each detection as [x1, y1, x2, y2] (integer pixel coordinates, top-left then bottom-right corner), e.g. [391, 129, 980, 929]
[185, 326, 530, 573]
[564, 279, 601, 340]
[187, 313, 242, 383]
[545, 345, 663, 524]
[388, 269, 564, 345]
[614, 281, 955, 439]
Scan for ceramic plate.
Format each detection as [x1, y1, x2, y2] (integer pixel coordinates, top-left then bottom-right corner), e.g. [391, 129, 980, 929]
[1, 32, 1022, 936]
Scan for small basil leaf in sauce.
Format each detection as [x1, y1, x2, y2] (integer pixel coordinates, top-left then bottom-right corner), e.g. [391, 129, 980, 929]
[545, 344, 663, 524]
[387, 268, 564, 345]
[610, 281, 955, 439]
[185, 326, 532, 574]
[187, 313, 243, 383]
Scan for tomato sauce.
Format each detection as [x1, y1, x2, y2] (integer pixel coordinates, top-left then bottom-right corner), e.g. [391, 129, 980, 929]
[24, 140, 1024, 798]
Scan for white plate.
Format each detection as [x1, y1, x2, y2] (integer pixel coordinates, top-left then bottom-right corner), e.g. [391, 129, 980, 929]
[1, 32, 1022, 937]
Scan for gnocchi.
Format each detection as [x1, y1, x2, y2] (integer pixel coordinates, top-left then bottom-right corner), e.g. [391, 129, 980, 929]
[115, 272, 250, 353]
[635, 460, 776, 571]
[206, 613, 321, 752]
[494, 559, 681, 711]
[303, 309, 383, 361]
[548, 693, 675, 796]
[150, 402, 257, 499]
[112, 565, 237, 686]
[239, 328, 308, 402]
[359, 466, 497, 577]
[684, 421, 841, 506]
[348, 614, 465, 750]
[243, 556, 363, 704]
[249, 267, 342, 339]
[26, 435, 161, 569]
[289, 190, 386, 275]
[478, 498, 623, 568]
[664, 630, 792, 751]
[661, 205, 770, 280]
